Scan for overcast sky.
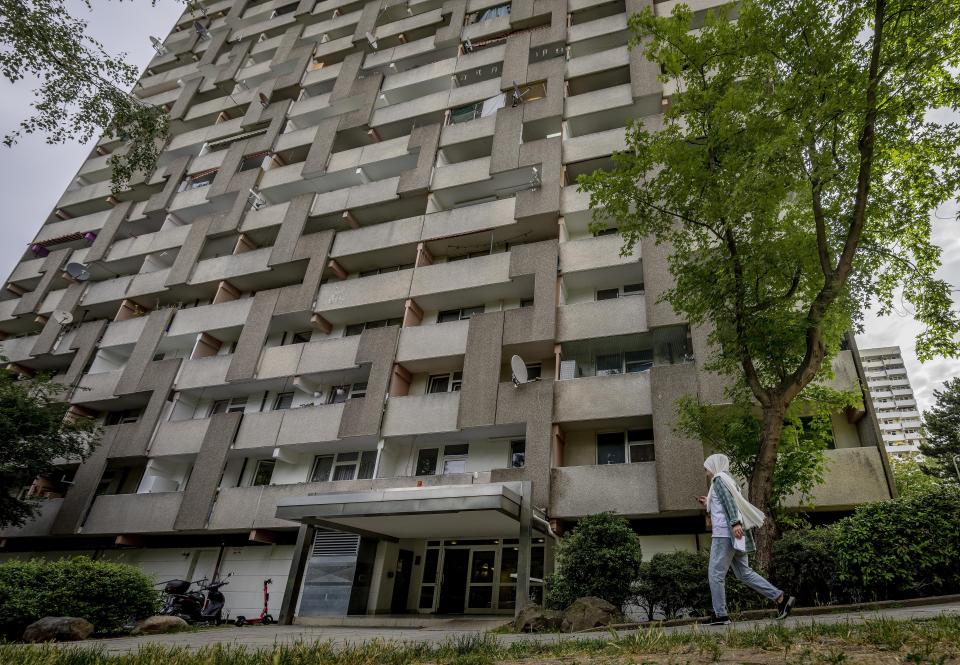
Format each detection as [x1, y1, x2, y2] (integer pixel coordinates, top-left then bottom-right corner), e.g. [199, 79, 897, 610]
[0, 0, 957, 412]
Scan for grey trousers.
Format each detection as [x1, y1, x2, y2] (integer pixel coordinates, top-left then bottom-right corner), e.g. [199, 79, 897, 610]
[709, 535, 781, 616]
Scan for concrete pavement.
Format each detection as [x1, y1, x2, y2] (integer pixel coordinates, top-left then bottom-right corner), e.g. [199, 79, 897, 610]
[47, 601, 960, 655]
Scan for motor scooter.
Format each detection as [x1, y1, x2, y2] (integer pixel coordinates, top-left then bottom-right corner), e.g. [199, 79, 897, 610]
[234, 578, 274, 626]
[158, 573, 231, 624]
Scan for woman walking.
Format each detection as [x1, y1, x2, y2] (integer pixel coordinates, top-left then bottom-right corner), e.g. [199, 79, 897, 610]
[697, 453, 796, 625]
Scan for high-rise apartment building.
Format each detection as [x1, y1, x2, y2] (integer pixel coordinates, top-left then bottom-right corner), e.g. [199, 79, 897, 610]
[858, 346, 923, 455]
[0, 0, 893, 622]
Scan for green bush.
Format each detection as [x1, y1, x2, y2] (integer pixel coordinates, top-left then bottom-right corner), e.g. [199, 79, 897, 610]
[544, 513, 642, 611]
[633, 550, 764, 619]
[0, 556, 159, 638]
[834, 485, 960, 601]
[770, 527, 841, 606]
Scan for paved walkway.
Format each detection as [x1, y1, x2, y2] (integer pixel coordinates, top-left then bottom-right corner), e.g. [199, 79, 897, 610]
[54, 601, 960, 655]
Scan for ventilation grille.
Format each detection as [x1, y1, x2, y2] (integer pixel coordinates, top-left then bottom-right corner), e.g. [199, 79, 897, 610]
[311, 529, 360, 557]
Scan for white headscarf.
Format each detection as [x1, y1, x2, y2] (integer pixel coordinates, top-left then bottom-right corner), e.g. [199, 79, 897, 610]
[704, 453, 766, 530]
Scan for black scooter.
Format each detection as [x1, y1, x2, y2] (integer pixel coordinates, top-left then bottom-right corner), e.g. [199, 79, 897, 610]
[158, 573, 231, 624]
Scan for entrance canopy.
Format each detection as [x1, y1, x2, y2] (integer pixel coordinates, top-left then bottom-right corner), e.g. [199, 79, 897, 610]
[275, 482, 546, 541]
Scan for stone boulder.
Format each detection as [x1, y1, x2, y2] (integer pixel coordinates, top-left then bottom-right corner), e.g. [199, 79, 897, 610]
[513, 604, 564, 633]
[22, 617, 94, 642]
[131, 615, 189, 636]
[560, 596, 620, 633]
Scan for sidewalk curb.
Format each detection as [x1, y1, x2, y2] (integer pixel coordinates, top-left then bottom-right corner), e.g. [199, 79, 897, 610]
[578, 593, 960, 634]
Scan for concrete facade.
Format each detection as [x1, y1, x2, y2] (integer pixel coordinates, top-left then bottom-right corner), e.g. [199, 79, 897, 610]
[0, 0, 891, 621]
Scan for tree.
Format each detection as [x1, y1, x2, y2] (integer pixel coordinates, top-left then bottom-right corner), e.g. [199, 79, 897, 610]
[544, 513, 643, 611]
[0, 0, 186, 191]
[890, 453, 946, 497]
[919, 377, 960, 483]
[677, 385, 861, 523]
[579, 0, 960, 566]
[0, 368, 100, 529]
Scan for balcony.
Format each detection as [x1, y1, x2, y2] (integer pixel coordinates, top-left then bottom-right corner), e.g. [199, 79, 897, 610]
[73, 369, 121, 403]
[315, 268, 414, 324]
[382, 392, 461, 437]
[551, 463, 659, 519]
[785, 447, 891, 510]
[396, 320, 470, 368]
[0, 498, 62, 539]
[82, 492, 183, 534]
[557, 296, 647, 342]
[553, 372, 654, 422]
[150, 418, 210, 457]
[411, 252, 515, 310]
[233, 403, 346, 451]
[176, 355, 231, 391]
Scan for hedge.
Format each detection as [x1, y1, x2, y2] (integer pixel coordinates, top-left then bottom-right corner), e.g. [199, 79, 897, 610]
[833, 485, 960, 601]
[769, 527, 841, 606]
[0, 556, 159, 639]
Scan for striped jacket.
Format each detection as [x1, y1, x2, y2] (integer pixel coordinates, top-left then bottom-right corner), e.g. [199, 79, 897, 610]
[712, 476, 757, 553]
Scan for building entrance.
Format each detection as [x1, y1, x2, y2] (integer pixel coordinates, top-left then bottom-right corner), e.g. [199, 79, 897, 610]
[420, 539, 545, 614]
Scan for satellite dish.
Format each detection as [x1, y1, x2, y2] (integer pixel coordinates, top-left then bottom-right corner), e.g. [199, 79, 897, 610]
[365, 32, 378, 49]
[511, 355, 528, 387]
[193, 21, 209, 39]
[247, 188, 266, 210]
[65, 262, 91, 282]
[258, 92, 270, 109]
[150, 36, 167, 55]
[52, 310, 74, 326]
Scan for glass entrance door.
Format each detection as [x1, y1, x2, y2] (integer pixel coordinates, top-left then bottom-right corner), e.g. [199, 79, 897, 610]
[465, 548, 497, 613]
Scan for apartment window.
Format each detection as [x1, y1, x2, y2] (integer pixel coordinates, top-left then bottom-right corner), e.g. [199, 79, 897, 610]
[105, 409, 140, 425]
[593, 226, 618, 237]
[282, 330, 311, 345]
[597, 430, 655, 465]
[358, 263, 414, 277]
[415, 444, 470, 475]
[525, 364, 542, 380]
[344, 318, 403, 336]
[520, 298, 534, 308]
[209, 396, 247, 416]
[598, 284, 645, 301]
[327, 382, 367, 404]
[438, 306, 484, 323]
[624, 350, 654, 373]
[273, 392, 294, 411]
[428, 371, 463, 393]
[510, 439, 526, 468]
[310, 451, 377, 482]
[238, 153, 266, 172]
[250, 459, 275, 486]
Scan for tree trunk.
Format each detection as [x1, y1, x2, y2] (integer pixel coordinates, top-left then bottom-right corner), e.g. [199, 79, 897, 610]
[748, 399, 787, 571]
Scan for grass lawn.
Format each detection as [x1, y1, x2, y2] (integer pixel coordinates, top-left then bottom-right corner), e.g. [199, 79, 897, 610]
[2, 615, 958, 664]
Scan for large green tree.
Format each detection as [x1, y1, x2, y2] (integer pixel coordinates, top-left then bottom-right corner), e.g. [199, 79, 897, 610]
[579, 0, 960, 564]
[0, 369, 100, 529]
[920, 377, 960, 483]
[0, 0, 187, 191]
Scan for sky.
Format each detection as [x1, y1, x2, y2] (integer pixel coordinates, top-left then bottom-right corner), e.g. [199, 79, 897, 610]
[0, 0, 957, 412]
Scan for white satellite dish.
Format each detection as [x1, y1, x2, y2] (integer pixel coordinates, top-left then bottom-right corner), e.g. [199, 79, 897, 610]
[247, 188, 266, 210]
[64, 262, 91, 282]
[511, 354, 529, 387]
[365, 32, 378, 49]
[52, 310, 74, 326]
[150, 36, 168, 55]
